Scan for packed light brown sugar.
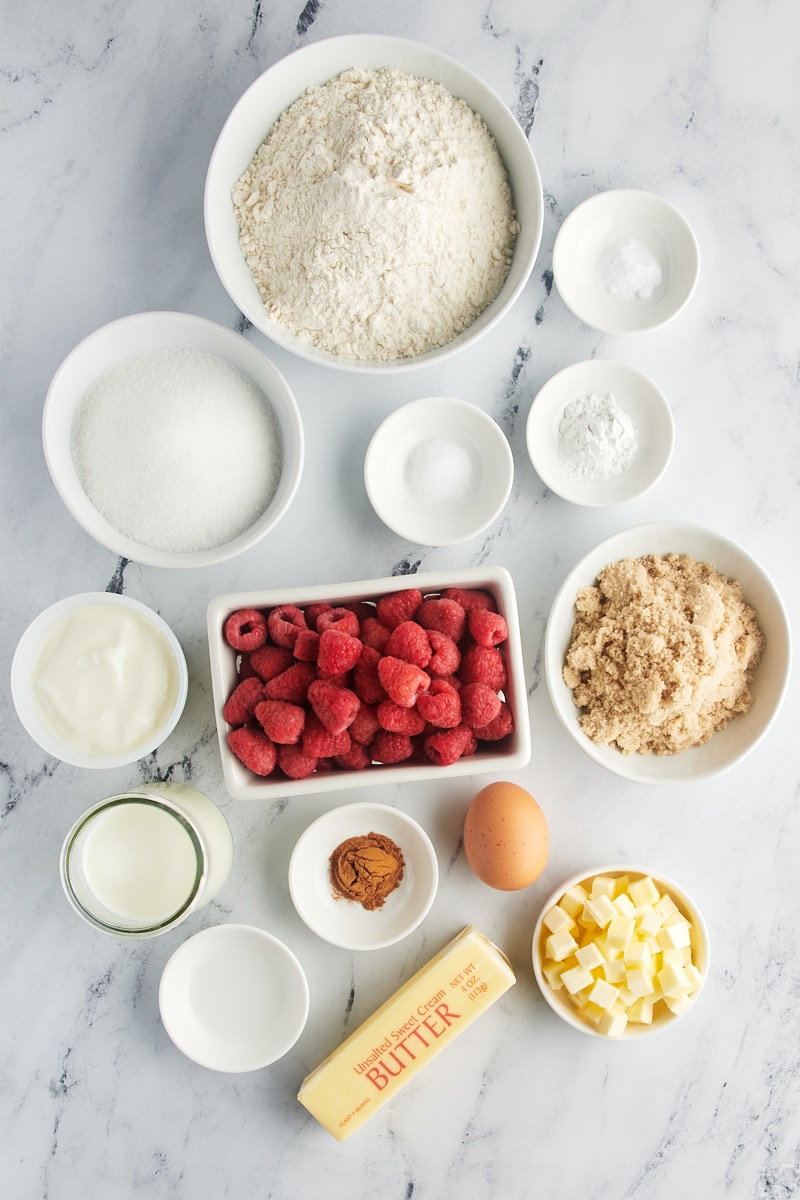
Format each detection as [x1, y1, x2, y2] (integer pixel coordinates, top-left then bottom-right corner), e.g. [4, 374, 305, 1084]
[562, 553, 765, 756]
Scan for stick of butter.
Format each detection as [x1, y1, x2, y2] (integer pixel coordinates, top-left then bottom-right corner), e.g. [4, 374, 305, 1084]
[298, 925, 515, 1141]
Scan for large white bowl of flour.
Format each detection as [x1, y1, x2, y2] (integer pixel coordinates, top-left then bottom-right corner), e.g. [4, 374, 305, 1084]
[205, 35, 544, 372]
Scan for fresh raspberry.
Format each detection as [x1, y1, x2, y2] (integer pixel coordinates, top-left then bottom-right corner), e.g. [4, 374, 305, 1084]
[427, 630, 461, 676]
[224, 608, 268, 652]
[352, 645, 388, 705]
[305, 602, 332, 629]
[468, 608, 508, 648]
[417, 597, 466, 643]
[293, 628, 320, 663]
[377, 656, 431, 708]
[267, 604, 308, 649]
[222, 676, 265, 726]
[236, 654, 258, 681]
[277, 744, 318, 780]
[360, 616, 391, 653]
[473, 701, 515, 741]
[459, 644, 507, 691]
[385, 621, 432, 668]
[377, 699, 427, 736]
[249, 643, 294, 682]
[442, 587, 495, 612]
[263, 661, 317, 703]
[302, 712, 351, 758]
[348, 702, 381, 746]
[227, 725, 277, 776]
[316, 607, 360, 637]
[459, 681, 502, 729]
[254, 699, 305, 745]
[334, 744, 371, 770]
[344, 601, 375, 624]
[371, 730, 415, 764]
[376, 587, 422, 629]
[423, 723, 477, 767]
[317, 628, 363, 675]
[416, 679, 462, 729]
[307, 679, 361, 734]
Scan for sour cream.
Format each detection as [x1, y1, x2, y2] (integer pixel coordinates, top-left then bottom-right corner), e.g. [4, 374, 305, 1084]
[32, 603, 181, 757]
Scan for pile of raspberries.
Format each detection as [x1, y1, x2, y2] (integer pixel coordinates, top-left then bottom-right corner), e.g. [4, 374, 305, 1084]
[220, 583, 515, 781]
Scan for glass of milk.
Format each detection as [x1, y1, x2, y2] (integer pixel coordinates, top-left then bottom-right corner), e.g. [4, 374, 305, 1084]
[60, 783, 234, 937]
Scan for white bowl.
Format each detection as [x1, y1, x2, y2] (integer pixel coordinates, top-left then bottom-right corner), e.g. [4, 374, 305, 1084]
[532, 865, 710, 1039]
[11, 592, 188, 769]
[544, 522, 791, 785]
[364, 397, 514, 544]
[288, 802, 439, 950]
[204, 34, 543, 372]
[158, 924, 310, 1072]
[526, 360, 674, 507]
[42, 311, 304, 568]
[553, 189, 700, 334]
[207, 566, 531, 801]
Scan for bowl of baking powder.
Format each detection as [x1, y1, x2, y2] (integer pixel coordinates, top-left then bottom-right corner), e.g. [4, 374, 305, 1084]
[205, 35, 544, 372]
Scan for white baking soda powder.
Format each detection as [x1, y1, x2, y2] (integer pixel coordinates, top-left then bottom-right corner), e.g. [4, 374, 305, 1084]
[601, 237, 663, 301]
[558, 392, 638, 482]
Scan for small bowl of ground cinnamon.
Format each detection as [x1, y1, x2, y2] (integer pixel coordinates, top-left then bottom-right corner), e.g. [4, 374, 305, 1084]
[288, 802, 438, 950]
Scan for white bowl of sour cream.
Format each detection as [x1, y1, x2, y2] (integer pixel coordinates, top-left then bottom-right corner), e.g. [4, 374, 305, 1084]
[11, 592, 188, 768]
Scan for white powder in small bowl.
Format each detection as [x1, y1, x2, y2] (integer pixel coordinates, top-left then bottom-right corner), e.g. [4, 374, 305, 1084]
[558, 393, 638, 483]
[404, 437, 476, 507]
[71, 348, 282, 554]
[601, 237, 662, 301]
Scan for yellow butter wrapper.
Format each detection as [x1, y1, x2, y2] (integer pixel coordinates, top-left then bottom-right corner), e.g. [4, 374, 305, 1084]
[298, 926, 515, 1141]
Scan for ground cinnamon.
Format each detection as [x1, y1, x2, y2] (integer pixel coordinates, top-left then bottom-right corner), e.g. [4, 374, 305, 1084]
[329, 832, 405, 910]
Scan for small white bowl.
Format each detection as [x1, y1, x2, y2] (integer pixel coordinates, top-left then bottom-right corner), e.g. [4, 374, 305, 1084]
[43, 311, 304, 568]
[158, 924, 310, 1072]
[544, 522, 791, 785]
[288, 802, 439, 951]
[532, 865, 710, 1039]
[365, 397, 514, 544]
[204, 34, 543, 372]
[526, 360, 674, 507]
[553, 189, 700, 334]
[11, 592, 188, 769]
[207, 566, 531, 801]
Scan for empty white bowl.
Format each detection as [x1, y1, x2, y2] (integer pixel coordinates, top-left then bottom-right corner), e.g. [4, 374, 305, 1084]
[204, 34, 543, 371]
[526, 360, 674, 507]
[288, 802, 439, 951]
[159, 924, 310, 1071]
[365, 397, 514, 544]
[553, 189, 700, 334]
[532, 864, 709, 1039]
[42, 311, 304, 568]
[544, 522, 791, 785]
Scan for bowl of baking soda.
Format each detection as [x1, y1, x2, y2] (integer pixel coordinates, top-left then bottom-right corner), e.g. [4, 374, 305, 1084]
[43, 311, 304, 568]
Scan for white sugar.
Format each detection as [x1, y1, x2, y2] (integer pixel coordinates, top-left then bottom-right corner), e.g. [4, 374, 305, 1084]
[404, 437, 476, 507]
[72, 348, 282, 553]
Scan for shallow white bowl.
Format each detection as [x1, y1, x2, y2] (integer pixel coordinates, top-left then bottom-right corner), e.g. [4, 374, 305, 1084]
[544, 522, 791, 785]
[158, 924, 309, 1072]
[204, 34, 543, 372]
[289, 802, 438, 951]
[11, 592, 188, 769]
[553, 189, 700, 334]
[207, 566, 531, 801]
[365, 397, 514, 544]
[42, 311, 304, 568]
[526, 360, 674, 507]
[532, 865, 710, 1039]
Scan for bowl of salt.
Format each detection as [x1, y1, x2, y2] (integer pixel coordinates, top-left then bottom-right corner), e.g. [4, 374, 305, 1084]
[364, 396, 514, 545]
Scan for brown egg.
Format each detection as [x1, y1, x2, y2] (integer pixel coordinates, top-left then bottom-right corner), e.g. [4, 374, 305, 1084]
[463, 781, 549, 891]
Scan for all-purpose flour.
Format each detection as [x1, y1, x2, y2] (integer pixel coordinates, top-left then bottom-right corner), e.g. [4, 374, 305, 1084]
[233, 67, 519, 361]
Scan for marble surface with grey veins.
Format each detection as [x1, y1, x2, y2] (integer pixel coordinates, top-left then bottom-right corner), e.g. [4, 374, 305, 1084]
[2, 2, 800, 1198]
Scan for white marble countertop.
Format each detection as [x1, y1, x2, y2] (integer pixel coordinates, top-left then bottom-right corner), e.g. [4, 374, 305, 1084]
[3, 2, 800, 1197]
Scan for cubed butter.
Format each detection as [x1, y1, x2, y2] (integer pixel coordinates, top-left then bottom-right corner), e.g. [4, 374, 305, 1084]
[298, 927, 515, 1142]
[588, 978, 619, 1011]
[628, 876, 660, 908]
[542, 904, 575, 934]
[560, 884, 589, 918]
[575, 943, 605, 972]
[590, 875, 617, 899]
[606, 916, 635, 952]
[561, 963, 595, 995]
[546, 928, 579, 962]
[583, 894, 617, 928]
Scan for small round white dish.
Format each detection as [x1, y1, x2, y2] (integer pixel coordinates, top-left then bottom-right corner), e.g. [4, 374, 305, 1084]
[553, 189, 700, 334]
[158, 924, 310, 1072]
[364, 397, 514, 545]
[526, 360, 674, 507]
[544, 522, 792, 785]
[532, 864, 710, 1040]
[11, 592, 188, 769]
[288, 802, 439, 951]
